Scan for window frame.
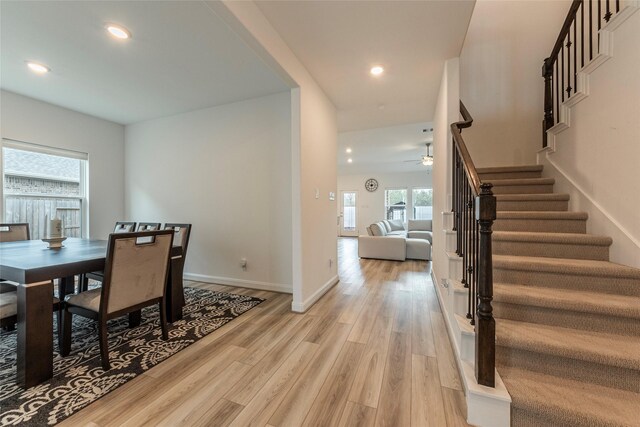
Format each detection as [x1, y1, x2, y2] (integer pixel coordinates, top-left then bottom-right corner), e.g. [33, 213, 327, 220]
[384, 187, 408, 223]
[411, 187, 433, 220]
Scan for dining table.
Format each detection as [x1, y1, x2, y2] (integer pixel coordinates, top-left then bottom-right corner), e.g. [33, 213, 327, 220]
[0, 237, 185, 388]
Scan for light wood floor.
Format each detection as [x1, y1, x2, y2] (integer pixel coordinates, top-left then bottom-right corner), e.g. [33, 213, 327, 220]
[61, 237, 469, 426]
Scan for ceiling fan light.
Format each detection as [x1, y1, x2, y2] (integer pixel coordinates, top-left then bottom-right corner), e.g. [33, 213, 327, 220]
[422, 156, 434, 166]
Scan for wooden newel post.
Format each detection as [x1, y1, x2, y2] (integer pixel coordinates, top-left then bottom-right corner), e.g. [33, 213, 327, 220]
[542, 57, 554, 148]
[475, 183, 496, 387]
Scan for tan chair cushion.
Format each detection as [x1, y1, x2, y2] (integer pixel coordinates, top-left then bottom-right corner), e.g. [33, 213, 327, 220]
[0, 291, 17, 319]
[66, 288, 102, 312]
[0, 224, 29, 242]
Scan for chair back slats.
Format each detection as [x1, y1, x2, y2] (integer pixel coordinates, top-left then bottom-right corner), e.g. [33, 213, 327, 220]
[137, 223, 161, 232]
[0, 223, 30, 242]
[114, 222, 136, 233]
[102, 230, 173, 314]
[163, 223, 192, 258]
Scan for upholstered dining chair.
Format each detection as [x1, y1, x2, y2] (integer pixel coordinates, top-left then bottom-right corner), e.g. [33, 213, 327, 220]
[61, 230, 174, 370]
[80, 221, 138, 291]
[0, 223, 30, 242]
[136, 222, 161, 231]
[0, 282, 61, 340]
[163, 223, 192, 259]
[0, 223, 31, 295]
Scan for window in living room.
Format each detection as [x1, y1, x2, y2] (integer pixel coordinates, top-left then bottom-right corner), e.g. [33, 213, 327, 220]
[2, 140, 88, 239]
[385, 188, 407, 222]
[412, 188, 433, 220]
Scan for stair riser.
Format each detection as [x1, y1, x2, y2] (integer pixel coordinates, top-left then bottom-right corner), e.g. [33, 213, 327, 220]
[497, 346, 640, 393]
[496, 200, 568, 211]
[494, 302, 640, 336]
[479, 171, 543, 180]
[493, 240, 609, 261]
[493, 218, 586, 233]
[493, 268, 640, 297]
[491, 184, 554, 194]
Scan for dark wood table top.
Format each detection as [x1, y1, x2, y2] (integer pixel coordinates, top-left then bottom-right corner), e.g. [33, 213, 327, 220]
[0, 238, 181, 284]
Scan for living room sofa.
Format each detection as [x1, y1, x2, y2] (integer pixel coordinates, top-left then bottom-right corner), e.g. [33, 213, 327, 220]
[358, 219, 432, 261]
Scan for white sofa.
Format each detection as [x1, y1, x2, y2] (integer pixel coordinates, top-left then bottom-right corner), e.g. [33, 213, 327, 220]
[358, 219, 432, 261]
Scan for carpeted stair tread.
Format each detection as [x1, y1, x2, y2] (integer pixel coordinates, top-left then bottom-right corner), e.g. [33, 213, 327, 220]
[499, 367, 640, 427]
[496, 211, 588, 220]
[493, 231, 612, 246]
[497, 319, 640, 370]
[493, 254, 640, 279]
[494, 193, 570, 201]
[494, 283, 640, 319]
[477, 165, 544, 174]
[488, 177, 555, 186]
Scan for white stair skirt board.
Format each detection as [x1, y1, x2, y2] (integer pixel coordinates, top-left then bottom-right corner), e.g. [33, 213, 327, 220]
[431, 270, 511, 427]
[545, 2, 639, 151]
[183, 273, 292, 294]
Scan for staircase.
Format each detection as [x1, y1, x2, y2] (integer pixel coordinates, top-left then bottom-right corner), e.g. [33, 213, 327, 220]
[476, 165, 640, 427]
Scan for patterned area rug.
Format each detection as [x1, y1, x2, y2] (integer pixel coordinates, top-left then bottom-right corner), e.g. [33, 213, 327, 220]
[0, 287, 264, 426]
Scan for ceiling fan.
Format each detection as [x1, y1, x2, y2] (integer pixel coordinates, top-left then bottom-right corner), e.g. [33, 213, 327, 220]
[404, 143, 434, 166]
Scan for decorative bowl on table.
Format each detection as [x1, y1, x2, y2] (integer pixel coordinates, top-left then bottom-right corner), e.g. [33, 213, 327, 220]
[42, 236, 67, 249]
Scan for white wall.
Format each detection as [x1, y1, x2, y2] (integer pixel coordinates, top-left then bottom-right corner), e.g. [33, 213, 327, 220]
[432, 58, 460, 285]
[212, 1, 338, 312]
[0, 90, 125, 239]
[125, 92, 293, 291]
[541, 8, 640, 268]
[460, 0, 570, 167]
[337, 171, 432, 234]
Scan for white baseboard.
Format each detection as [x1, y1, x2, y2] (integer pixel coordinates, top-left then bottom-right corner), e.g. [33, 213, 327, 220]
[431, 268, 511, 427]
[183, 272, 292, 294]
[291, 275, 339, 313]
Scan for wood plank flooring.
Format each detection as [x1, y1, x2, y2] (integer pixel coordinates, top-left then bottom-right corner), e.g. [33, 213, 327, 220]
[61, 237, 469, 426]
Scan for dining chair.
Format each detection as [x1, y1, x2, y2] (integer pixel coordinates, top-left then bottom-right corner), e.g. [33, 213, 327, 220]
[0, 223, 30, 242]
[114, 222, 136, 233]
[163, 223, 192, 258]
[80, 221, 139, 291]
[61, 230, 174, 370]
[136, 222, 161, 231]
[0, 223, 31, 294]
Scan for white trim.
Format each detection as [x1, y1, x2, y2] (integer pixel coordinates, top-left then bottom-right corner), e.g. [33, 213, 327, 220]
[2, 138, 88, 160]
[538, 152, 640, 250]
[183, 272, 292, 294]
[546, 4, 639, 148]
[291, 275, 339, 313]
[431, 268, 511, 427]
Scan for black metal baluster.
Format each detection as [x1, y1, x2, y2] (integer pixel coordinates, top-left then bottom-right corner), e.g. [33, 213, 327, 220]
[555, 59, 559, 123]
[598, 0, 602, 53]
[567, 31, 572, 97]
[604, 0, 612, 21]
[574, 19, 578, 92]
[581, 2, 585, 68]
[590, 0, 594, 60]
[616, 0, 620, 13]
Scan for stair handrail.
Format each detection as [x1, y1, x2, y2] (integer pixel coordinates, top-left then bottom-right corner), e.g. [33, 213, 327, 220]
[542, 0, 622, 147]
[451, 101, 497, 388]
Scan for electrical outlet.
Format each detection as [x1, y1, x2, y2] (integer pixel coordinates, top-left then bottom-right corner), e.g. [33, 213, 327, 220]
[241, 258, 247, 270]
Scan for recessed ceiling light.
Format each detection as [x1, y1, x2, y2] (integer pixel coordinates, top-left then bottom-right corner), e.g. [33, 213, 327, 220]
[106, 24, 131, 40]
[347, 158, 353, 163]
[370, 66, 384, 76]
[346, 148, 352, 153]
[26, 61, 50, 74]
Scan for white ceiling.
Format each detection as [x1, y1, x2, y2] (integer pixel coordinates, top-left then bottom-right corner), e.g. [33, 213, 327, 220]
[255, 0, 475, 132]
[338, 121, 434, 175]
[0, 1, 290, 125]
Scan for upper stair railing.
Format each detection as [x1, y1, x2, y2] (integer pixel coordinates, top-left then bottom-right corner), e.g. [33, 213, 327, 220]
[542, 0, 623, 147]
[451, 101, 497, 387]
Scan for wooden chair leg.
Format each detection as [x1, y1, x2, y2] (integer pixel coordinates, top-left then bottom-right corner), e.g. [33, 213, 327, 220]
[128, 310, 141, 328]
[159, 298, 169, 341]
[61, 309, 72, 356]
[81, 275, 89, 292]
[99, 320, 111, 370]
